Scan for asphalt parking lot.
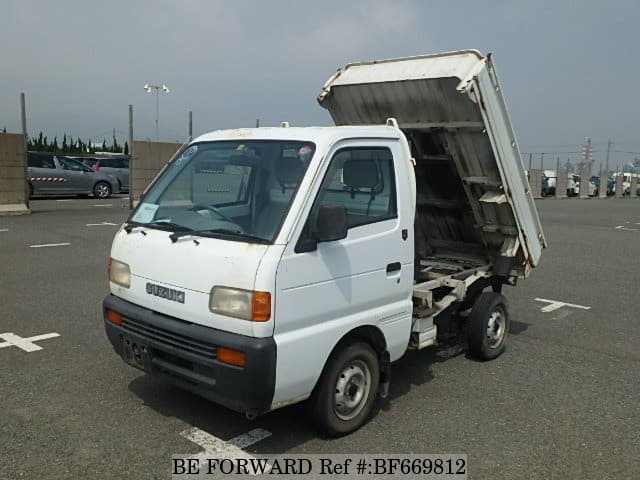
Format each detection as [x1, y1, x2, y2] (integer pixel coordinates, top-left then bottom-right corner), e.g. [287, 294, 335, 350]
[1, 197, 639, 479]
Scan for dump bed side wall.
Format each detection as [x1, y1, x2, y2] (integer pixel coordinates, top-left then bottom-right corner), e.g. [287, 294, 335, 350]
[471, 58, 546, 265]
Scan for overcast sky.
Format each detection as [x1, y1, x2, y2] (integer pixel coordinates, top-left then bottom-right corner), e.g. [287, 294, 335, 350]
[1, 0, 638, 168]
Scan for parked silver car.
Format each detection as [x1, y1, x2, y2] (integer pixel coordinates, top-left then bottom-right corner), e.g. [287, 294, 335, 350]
[27, 152, 120, 199]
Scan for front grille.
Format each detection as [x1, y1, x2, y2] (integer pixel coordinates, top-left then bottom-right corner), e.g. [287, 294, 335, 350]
[122, 316, 216, 359]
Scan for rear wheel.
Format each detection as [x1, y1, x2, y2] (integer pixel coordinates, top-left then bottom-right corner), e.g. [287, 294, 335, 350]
[309, 340, 379, 437]
[93, 181, 111, 199]
[468, 292, 509, 360]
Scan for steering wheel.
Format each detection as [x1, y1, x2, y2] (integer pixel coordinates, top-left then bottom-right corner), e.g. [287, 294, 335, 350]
[192, 203, 238, 225]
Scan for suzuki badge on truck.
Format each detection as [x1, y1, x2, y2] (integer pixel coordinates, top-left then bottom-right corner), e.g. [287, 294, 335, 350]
[104, 49, 545, 436]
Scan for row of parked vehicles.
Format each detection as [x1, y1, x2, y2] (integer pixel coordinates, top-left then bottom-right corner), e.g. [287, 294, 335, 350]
[27, 152, 130, 199]
[541, 170, 639, 197]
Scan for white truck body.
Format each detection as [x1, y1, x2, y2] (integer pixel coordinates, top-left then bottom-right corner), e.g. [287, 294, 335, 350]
[103, 50, 545, 435]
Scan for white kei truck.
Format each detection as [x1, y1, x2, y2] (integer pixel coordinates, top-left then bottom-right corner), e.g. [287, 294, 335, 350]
[104, 50, 545, 436]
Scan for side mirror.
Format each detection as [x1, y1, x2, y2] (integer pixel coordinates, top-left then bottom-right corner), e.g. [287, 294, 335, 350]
[317, 204, 347, 242]
[295, 204, 348, 254]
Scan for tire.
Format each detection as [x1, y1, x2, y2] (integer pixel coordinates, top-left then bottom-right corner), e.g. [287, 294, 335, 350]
[309, 340, 380, 437]
[93, 181, 111, 199]
[468, 292, 509, 361]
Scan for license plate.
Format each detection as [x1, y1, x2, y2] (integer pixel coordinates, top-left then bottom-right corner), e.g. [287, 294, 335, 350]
[122, 337, 151, 371]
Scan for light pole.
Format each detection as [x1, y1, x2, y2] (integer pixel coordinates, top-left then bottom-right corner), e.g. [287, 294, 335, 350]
[143, 83, 170, 141]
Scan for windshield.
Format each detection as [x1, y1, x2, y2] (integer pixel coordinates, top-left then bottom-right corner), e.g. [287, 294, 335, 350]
[128, 140, 315, 243]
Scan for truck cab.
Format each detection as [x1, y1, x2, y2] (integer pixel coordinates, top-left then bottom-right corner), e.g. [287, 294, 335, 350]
[104, 50, 545, 436]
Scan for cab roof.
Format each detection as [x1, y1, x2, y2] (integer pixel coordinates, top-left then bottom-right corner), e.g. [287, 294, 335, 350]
[192, 125, 402, 145]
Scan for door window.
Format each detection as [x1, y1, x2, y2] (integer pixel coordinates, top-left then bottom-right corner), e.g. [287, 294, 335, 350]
[312, 147, 397, 229]
[28, 154, 56, 169]
[59, 157, 86, 171]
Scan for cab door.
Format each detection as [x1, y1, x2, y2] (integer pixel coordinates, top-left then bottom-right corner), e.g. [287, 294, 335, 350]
[272, 139, 414, 404]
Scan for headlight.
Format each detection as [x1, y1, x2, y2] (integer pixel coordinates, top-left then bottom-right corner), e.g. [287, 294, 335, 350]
[109, 258, 131, 288]
[209, 286, 271, 322]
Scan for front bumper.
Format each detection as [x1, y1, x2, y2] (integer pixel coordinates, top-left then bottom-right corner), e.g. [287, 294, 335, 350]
[103, 295, 276, 416]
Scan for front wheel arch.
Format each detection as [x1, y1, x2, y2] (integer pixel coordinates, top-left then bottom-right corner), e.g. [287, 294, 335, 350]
[311, 325, 388, 395]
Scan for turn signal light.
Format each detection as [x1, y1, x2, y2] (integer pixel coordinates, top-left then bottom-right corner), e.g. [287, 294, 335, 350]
[252, 292, 271, 322]
[217, 347, 246, 367]
[106, 309, 124, 325]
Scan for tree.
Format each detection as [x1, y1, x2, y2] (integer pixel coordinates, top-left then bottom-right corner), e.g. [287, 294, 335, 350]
[101, 139, 107, 151]
[52, 137, 59, 151]
[1, 126, 6, 133]
[62, 134, 68, 152]
[124, 141, 129, 155]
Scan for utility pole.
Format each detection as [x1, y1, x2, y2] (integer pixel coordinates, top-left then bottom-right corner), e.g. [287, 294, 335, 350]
[20, 93, 29, 209]
[579, 137, 593, 198]
[256, 118, 260, 128]
[528, 153, 532, 171]
[604, 140, 612, 174]
[128, 105, 134, 210]
[540, 153, 544, 170]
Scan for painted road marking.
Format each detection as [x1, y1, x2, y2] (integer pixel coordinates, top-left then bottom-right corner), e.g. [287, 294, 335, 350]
[29, 243, 71, 248]
[181, 427, 271, 459]
[93, 204, 112, 207]
[0, 332, 60, 352]
[86, 222, 118, 226]
[0, 229, 8, 232]
[56, 199, 72, 202]
[534, 298, 591, 313]
[615, 225, 637, 231]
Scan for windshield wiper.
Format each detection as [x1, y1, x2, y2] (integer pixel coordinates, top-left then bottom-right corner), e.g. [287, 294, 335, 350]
[124, 220, 192, 234]
[169, 228, 270, 244]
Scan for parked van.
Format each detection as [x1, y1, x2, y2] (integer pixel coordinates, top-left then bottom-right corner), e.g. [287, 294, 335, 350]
[103, 50, 545, 436]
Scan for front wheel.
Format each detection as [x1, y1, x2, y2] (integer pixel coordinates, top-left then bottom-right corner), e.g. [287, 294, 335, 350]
[93, 181, 111, 199]
[467, 292, 509, 360]
[309, 340, 380, 437]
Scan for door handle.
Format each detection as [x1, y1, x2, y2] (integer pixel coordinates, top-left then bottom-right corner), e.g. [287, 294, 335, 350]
[386, 262, 401, 274]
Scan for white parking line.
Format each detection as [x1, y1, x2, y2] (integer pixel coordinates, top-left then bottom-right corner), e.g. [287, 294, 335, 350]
[93, 204, 112, 207]
[86, 222, 118, 227]
[181, 427, 271, 458]
[56, 199, 72, 202]
[0, 229, 8, 232]
[0, 332, 60, 352]
[534, 298, 591, 313]
[615, 225, 637, 231]
[29, 243, 71, 248]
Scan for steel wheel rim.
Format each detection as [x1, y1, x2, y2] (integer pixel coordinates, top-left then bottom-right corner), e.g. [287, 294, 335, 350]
[333, 360, 371, 421]
[96, 184, 109, 198]
[486, 308, 506, 349]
